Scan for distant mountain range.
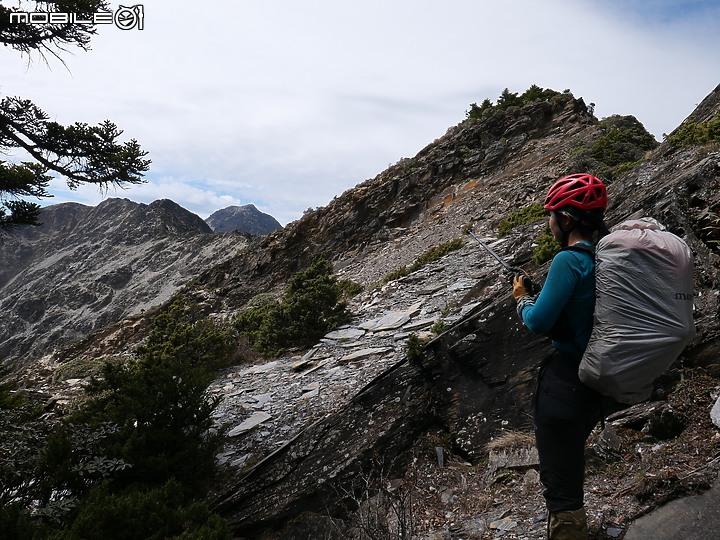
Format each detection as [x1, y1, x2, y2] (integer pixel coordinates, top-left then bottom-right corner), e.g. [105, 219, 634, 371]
[0, 198, 282, 365]
[0, 198, 278, 366]
[205, 204, 282, 234]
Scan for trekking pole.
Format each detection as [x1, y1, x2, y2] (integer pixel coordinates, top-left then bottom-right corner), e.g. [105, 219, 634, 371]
[466, 230, 518, 275]
[465, 229, 536, 293]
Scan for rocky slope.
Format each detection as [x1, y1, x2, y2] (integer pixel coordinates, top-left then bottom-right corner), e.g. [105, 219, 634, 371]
[202, 86, 720, 538]
[4, 85, 720, 539]
[0, 198, 249, 368]
[205, 204, 282, 234]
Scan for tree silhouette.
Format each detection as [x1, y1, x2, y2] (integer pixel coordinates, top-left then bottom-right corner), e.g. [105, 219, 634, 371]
[0, 1, 150, 229]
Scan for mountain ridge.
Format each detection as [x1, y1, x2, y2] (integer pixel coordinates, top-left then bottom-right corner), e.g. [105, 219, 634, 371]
[2, 84, 720, 538]
[0, 197, 249, 366]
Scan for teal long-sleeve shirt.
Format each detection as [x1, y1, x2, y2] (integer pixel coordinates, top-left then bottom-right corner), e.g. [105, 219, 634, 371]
[518, 244, 595, 361]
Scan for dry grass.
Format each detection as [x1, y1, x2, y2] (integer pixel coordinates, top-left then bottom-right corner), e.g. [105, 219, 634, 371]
[485, 430, 536, 452]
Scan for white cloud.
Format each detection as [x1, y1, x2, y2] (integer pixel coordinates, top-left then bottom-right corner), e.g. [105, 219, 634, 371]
[2, 0, 719, 225]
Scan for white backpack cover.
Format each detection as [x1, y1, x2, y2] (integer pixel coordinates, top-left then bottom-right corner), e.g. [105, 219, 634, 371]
[578, 218, 695, 404]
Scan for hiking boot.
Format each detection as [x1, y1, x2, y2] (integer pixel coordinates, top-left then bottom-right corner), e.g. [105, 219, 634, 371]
[547, 507, 588, 539]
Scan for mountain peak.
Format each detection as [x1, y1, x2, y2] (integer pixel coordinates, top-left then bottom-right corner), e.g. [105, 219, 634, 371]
[205, 204, 281, 234]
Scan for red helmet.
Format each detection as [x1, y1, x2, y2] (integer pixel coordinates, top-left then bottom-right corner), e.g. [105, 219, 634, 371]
[543, 173, 607, 211]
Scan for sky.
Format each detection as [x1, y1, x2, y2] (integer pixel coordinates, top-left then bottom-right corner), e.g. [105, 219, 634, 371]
[2, 0, 719, 226]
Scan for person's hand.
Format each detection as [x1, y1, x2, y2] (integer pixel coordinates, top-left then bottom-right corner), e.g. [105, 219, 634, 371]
[512, 272, 533, 301]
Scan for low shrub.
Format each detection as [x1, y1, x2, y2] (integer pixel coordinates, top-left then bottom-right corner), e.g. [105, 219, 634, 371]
[76, 297, 238, 495]
[60, 479, 230, 540]
[338, 278, 364, 300]
[532, 227, 561, 265]
[382, 238, 465, 284]
[0, 365, 24, 410]
[1, 299, 238, 536]
[568, 115, 658, 180]
[431, 320, 447, 335]
[406, 333, 430, 363]
[235, 256, 352, 356]
[0, 502, 36, 539]
[665, 113, 720, 147]
[497, 204, 546, 237]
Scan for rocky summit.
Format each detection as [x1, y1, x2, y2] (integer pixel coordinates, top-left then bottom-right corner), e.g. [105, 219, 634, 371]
[205, 203, 282, 234]
[3, 85, 720, 539]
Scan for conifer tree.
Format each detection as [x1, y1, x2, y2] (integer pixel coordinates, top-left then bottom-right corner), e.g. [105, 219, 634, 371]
[0, 1, 150, 229]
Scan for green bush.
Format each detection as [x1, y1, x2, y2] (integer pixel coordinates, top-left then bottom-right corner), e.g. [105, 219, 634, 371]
[0, 299, 236, 536]
[243, 292, 277, 309]
[57, 480, 230, 540]
[337, 278, 364, 300]
[568, 115, 658, 179]
[497, 204, 546, 237]
[532, 227, 561, 265]
[136, 297, 240, 372]
[382, 238, 465, 284]
[0, 501, 36, 539]
[430, 320, 447, 335]
[589, 115, 657, 166]
[0, 405, 63, 511]
[466, 98, 493, 119]
[51, 357, 111, 384]
[414, 238, 464, 267]
[665, 113, 720, 147]
[518, 84, 562, 104]
[406, 333, 429, 363]
[496, 88, 523, 109]
[0, 405, 137, 532]
[382, 266, 410, 283]
[235, 256, 352, 356]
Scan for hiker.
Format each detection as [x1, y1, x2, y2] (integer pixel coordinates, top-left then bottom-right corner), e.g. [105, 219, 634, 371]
[512, 173, 610, 539]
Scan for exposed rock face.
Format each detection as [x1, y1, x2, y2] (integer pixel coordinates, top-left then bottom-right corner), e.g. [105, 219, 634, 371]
[205, 204, 282, 234]
[206, 86, 720, 536]
[0, 198, 249, 367]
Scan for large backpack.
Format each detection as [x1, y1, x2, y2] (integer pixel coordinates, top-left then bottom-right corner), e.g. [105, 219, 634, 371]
[578, 218, 695, 404]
